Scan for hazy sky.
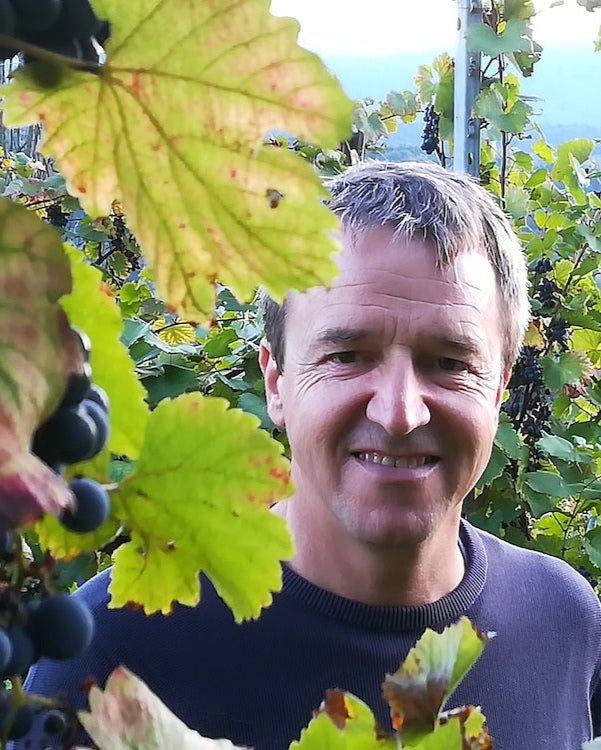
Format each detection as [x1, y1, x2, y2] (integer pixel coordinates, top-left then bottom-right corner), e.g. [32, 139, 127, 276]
[270, 0, 600, 56]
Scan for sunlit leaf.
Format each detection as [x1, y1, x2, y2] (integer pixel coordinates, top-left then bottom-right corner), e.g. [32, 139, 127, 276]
[108, 393, 293, 619]
[474, 88, 531, 134]
[551, 139, 594, 203]
[1, 0, 353, 320]
[381, 618, 492, 738]
[291, 691, 396, 750]
[79, 666, 246, 750]
[0, 198, 81, 527]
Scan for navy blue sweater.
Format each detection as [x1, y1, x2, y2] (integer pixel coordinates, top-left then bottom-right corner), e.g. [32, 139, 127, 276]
[16, 521, 601, 749]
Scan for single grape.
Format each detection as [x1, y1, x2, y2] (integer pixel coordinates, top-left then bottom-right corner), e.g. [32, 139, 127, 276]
[85, 383, 109, 413]
[81, 399, 109, 455]
[3, 626, 36, 678]
[60, 477, 110, 534]
[59, 361, 93, 409]
[14, 0, 62, 34]
[28, 594, 94, 660]
[0, 629, 12, 672]
[43, 708, 67, 735]
[32, 403, 98, 465]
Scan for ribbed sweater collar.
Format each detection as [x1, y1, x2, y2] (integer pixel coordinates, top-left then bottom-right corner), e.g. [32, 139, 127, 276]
[281, 520, 487, 632]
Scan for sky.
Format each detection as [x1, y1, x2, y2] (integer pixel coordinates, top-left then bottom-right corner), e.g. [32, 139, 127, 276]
[270, 0, 600, 56]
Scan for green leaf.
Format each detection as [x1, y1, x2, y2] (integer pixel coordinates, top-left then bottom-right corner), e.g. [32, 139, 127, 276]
[474, 88, 531, 134]
[61, 247, 150, 458]
[142, 364, 198, 405]
[109, 393, 293, 620]
[537, 433, 591, 464]
[476, 445, 508, 489]
[291, 691, 396, 750]
[381, 617, 492, 738]
[2, 0, 353, 320]
[505, 185, 529, 220]
[532, 140, 555, 163]
[495, 418, 523, 460]
[551, 139, 594, 202]
[202, 328, 239, 358]
[466, 19, 534, 56]
[542, 351, 591, 390]
[237, 392, 276, 430]
[79, 666, 245, 749]
[522, 470, 576, 499]
[0, 198, 79, 528]
[584, 527, 601, 569]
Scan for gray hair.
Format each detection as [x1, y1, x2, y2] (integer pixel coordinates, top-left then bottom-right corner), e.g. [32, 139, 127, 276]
[262, 160, 530, 371]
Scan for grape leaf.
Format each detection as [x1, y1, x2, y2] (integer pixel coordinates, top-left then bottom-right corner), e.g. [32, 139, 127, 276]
[0, 198, 82, 527]
[290, 691, 396, 750]
[1, 0, 353, 320]
[381, 617, 493, 738]
[466, 19, 534, 56]
[60, 246, 150, 459]
[474, 88, 531, 134]
[108, 393, 293, 619]
[78, 666, 246, 750]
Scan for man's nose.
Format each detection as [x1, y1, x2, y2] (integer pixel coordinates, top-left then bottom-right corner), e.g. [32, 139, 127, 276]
[365, 357, 431, 436]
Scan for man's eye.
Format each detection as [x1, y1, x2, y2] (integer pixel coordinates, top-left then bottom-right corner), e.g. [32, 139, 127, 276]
[438, 357, 467, 372]
[328, 351, 358, 364]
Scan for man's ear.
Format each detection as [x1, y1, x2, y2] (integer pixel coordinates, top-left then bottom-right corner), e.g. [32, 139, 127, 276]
[259, 338, 286, 428]
[495, 365, 512, 409]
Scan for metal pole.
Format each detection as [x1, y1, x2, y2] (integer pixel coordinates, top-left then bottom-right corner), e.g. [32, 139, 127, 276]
[454, 0, 482, 177]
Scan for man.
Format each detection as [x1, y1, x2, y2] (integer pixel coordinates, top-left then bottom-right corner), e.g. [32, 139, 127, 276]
[17, 162, 601, 750]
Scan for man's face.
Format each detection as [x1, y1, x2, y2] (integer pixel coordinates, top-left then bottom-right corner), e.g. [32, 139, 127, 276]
[262, 227, 510, 549]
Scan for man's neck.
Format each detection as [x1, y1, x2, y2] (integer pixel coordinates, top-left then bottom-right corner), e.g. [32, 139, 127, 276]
[272, 498, 465, 607]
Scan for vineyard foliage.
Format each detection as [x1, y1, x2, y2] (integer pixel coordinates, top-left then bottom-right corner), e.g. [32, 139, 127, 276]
[1, 0, 601, 747]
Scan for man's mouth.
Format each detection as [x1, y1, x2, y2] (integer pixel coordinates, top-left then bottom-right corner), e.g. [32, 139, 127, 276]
[354, 452, 437, 468]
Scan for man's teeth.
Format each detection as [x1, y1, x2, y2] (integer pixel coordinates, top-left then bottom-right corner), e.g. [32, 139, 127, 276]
[357, 452, 431, 468]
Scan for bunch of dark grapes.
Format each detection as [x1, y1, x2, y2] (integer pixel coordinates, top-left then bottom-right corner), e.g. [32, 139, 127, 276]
[110, 213, 142, 274]
[534, 277, 560, 309]
[546, 316, 570, 349]
[0, 327, 112, 741]
[45, 200, 69, 230]
[0, 0, 110, 70]
[504, 346, 552, 469]
[420, 105, 440, 155]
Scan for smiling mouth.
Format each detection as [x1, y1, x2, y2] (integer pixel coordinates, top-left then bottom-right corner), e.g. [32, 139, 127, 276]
[354, 452, 438, 468]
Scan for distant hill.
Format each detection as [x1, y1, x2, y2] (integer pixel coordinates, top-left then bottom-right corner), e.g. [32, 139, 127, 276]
[322, 45, 601, 150]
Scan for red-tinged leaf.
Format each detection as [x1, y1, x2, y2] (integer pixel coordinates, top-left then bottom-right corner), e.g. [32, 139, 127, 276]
[0, 198, 83, 528]
[78, 666, 247, 749]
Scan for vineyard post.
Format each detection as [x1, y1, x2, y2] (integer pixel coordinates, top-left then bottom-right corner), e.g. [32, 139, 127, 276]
[454, 0, 482, 176]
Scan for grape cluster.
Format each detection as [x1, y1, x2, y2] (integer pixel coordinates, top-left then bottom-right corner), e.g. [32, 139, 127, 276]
[45, 200, 69, 230]
[531, 257, 553, 275]
[32, 327, 111, 534]
[578, 565, 598, 589]
[504, 346, 552, 469]
[0, 0, 110, 68]
[420, 105, 440, 155]
[546, 316, 569, 348]
[534, 277, 560, 308]
[110, 213, 143, 275]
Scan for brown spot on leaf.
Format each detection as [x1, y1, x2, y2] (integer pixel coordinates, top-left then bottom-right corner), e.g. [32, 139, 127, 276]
[76, 182, 87, 194]
[269, 467, 290, 484]
[178, 223, 187, 229]
[319, 690, 350, 729]
[230, 169, 237, 179]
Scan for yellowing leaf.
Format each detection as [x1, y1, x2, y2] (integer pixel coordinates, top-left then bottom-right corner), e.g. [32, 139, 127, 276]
[108, 393, 293, 619]
[1, 0, 352, 320]
[291, 691, 396, 750]
[382, 617, 493, 737]
[152, 321, 197, 346]
[61, 246, 150, 458]
[79, 666, 246, 750]
[0, 198, 82, 527]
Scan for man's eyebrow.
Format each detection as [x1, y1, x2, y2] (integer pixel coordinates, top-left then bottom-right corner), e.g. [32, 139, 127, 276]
[314, 327, 372, 347]
[436, 335, 483, 357]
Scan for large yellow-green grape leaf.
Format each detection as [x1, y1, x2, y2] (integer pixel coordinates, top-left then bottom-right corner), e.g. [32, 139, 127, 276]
[108, 393, 293, 620]
[0, 198, 82, 528]
[78, 666, 245, 750]
[1, 0, 353, 321]
[60, 245, 149, 459]
[290, 691, 397, 750]
[381, 617, 493, 740]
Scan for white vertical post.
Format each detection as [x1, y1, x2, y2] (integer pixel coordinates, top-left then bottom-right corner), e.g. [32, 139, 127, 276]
[454, 0, 482, 177]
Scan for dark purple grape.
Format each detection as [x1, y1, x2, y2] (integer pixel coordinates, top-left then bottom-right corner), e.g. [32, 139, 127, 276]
[60, 477, 110, 534]
[59, 362, 93, 409]
[0, 629, 12, 672]
[81, 399, 109, 455]
[55, 0, 98, 39]
[43, 708, 67, 735]
[14, 0, 62, 34]
[32, 403, 98, 465]
[85, 384, 109, 413]
[3, 626, 35, 678]
[27, 594, 94, 660]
